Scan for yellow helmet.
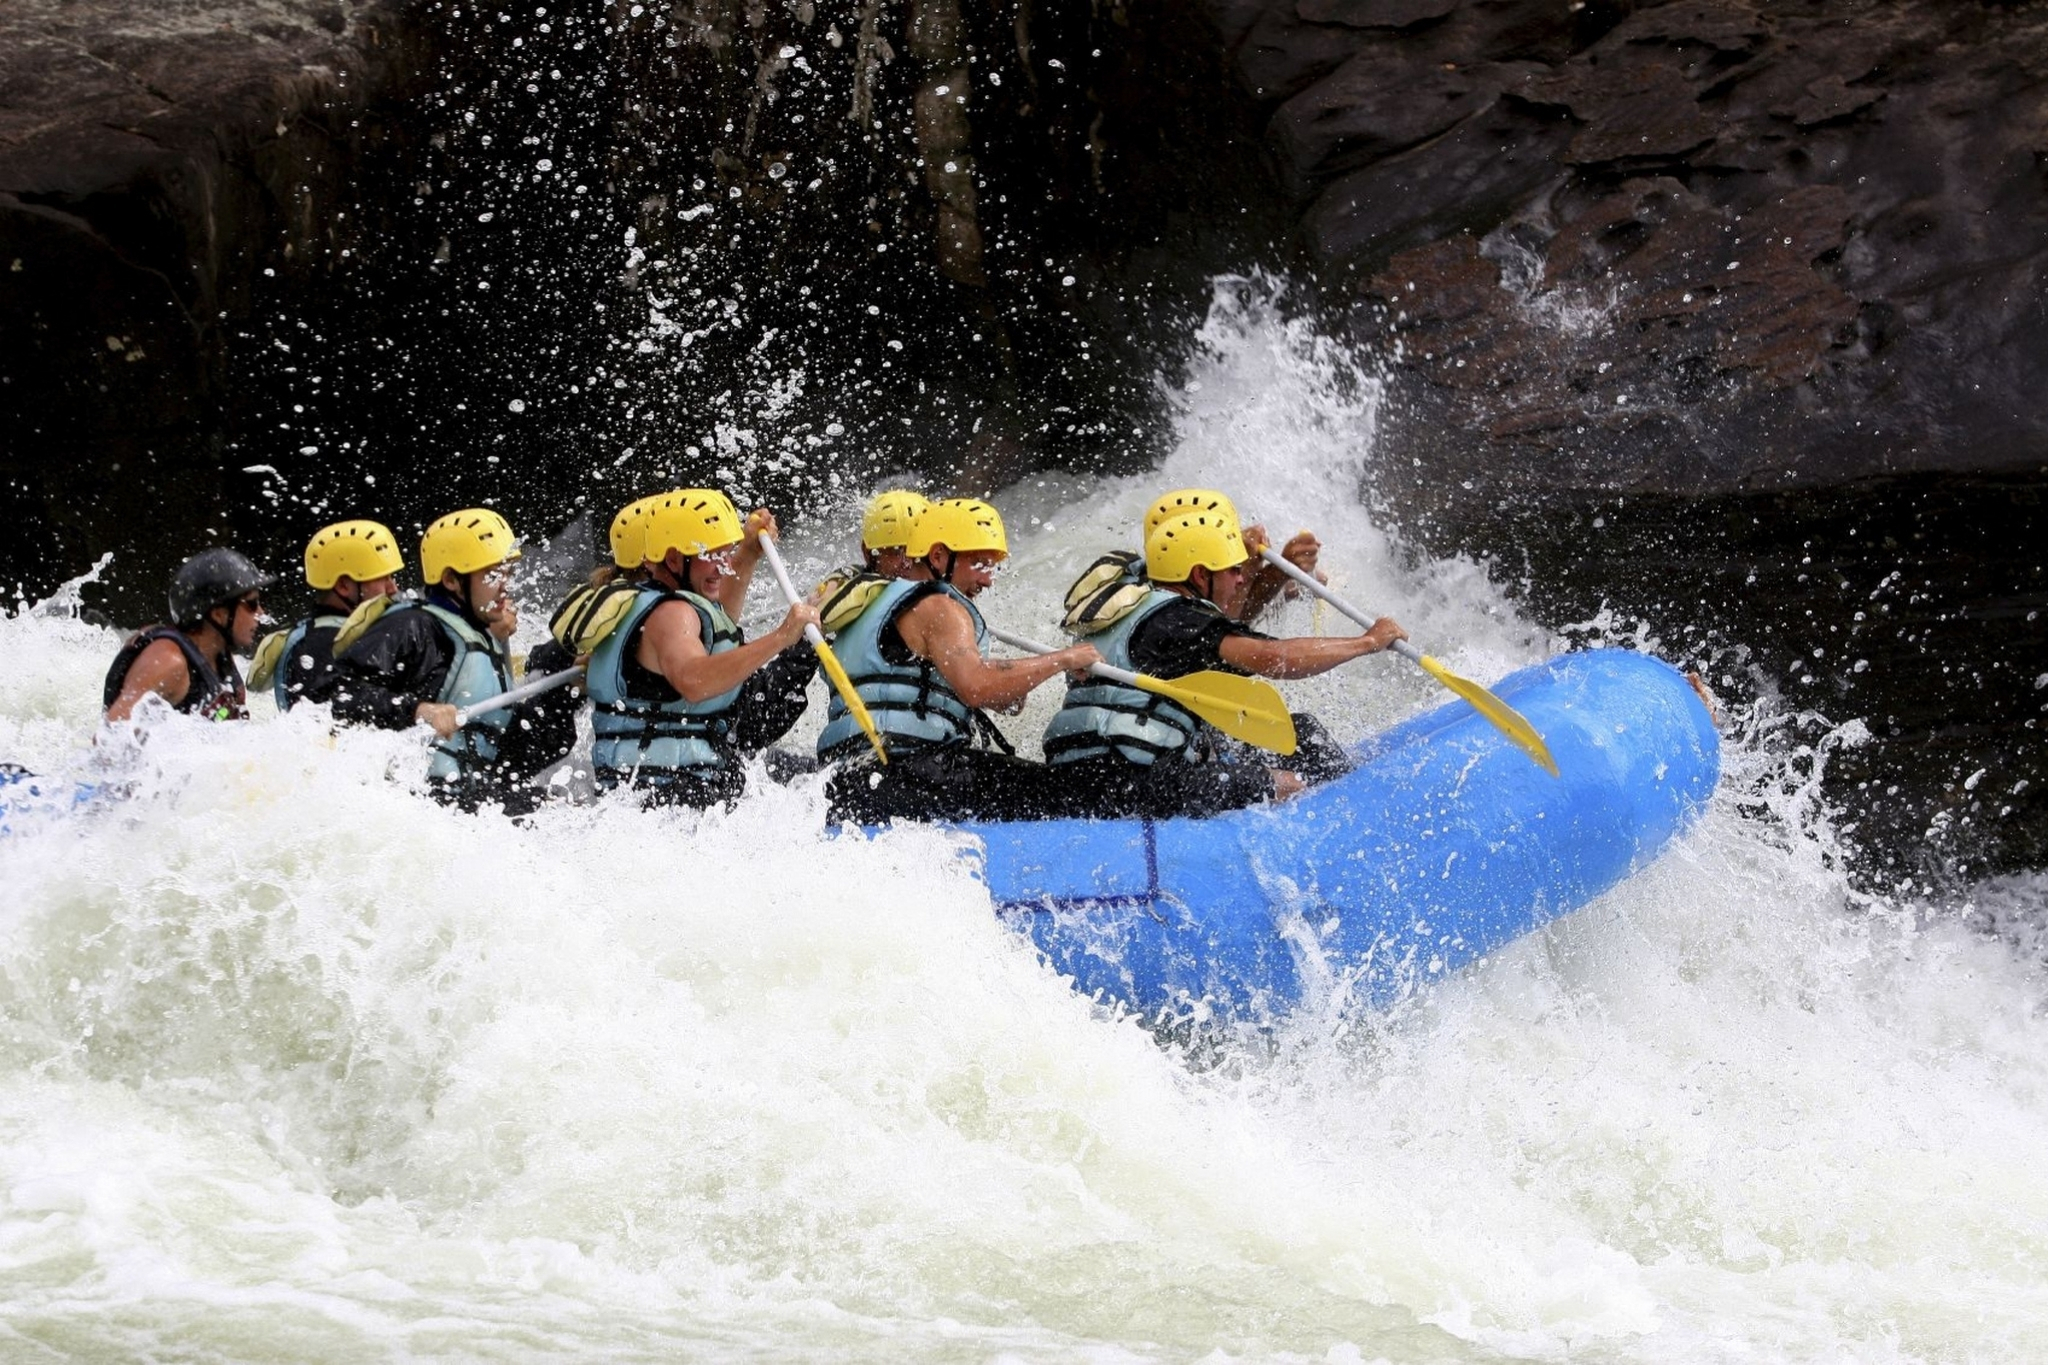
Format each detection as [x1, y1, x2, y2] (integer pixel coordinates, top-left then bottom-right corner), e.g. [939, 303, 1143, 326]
[1145, 511, 1248, 583]
[608, 495, 660, 569]
[421, 508, 521, 586]
[1142, 488, 1240, 540]
[305, 519, 404, 590]
[905, 497, 1007, 559]
[861, 489, 932, 551]
[642, 488, 745, 562]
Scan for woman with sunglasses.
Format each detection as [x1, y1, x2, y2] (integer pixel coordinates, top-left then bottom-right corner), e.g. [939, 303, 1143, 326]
[103, 548, 275, 723]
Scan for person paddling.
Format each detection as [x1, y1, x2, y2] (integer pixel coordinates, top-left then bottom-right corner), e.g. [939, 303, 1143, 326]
[1044, 511, 1405, 816]
[264, 520, 404, 711]
[820, 497, 1102, 823]
[328, 509, 575, 811]
[542, 492, 662, 661]
[1061, 487, 1323, 637]
[103, 549, 274, 724]
[586, 489, 822, 808]
[811, 489, 931, 633]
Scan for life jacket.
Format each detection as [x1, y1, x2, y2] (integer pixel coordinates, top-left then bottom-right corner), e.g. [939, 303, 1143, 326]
[1060, 550, 1149, 635]
[382, 600, 517, 784]
[817, 567, 890, 636]
[817, 578, 989, 760]
[102, 625, 247, 721]
[548, 576, 643, 655]
[270, 613, 347, 710]
[1042, 590, 1209, 766]
[586, 587, 746, 779]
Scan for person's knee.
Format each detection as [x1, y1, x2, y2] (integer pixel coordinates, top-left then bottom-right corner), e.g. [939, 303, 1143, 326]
[1288, 712, 1353, 783]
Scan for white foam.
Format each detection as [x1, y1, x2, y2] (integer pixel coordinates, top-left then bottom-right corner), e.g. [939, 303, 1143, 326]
[2, 282, 2045, 1361]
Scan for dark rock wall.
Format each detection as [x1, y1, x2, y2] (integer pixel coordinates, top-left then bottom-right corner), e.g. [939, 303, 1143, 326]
[1, 0, 442, 612]
[1222, 0, 2048, 500]
[1197, 0, 2048, 877]
[2, 0, 1281, 621]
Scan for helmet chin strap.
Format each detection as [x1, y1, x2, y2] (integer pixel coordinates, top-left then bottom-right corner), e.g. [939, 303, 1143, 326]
[199, 606, 235, 671]
[649, 551, 692, 593]
[436, 571, 489, 630]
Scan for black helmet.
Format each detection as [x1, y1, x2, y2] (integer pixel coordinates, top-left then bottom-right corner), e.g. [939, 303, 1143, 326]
[168, 548, 274, 626]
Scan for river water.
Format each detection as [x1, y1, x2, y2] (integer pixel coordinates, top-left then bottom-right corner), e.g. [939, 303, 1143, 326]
[3, 286, 2045, 1361]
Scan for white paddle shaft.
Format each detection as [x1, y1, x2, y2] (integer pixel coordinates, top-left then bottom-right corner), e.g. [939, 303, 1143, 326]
[1257, 547, 1422, 666]
[457, 665, 584, 725]
[988, 625, 1145, 688]
[756, 533, 828, 648]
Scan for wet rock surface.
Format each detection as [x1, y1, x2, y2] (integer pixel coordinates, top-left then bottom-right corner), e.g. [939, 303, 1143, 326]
[2, 0, 1276, 623]
[1227, 0, 2048, 500]
[1201, 0, 2048, 876]
[0, 0, 438, 610]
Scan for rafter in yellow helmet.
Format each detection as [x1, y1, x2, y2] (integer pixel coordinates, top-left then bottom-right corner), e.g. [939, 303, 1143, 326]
[1142, 488, 1241, 540]
[860, 489, 932, 551]
[642, 488, 746, 561]
[1145, 510, 1248, 583]
[608, 495, 662, 569]
[905, 497, 1008, 559]
[421, 508, 521, 585]
[305, 519, 404, 589]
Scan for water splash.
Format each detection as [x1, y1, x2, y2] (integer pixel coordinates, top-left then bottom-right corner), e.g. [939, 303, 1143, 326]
[3, 284, 2046, 1362]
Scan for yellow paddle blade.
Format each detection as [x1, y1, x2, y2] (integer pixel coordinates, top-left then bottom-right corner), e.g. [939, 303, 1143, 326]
[1415, 653, 1560, 777]
[814, 638, 887, 764]
[1132, 669, 1298, 756]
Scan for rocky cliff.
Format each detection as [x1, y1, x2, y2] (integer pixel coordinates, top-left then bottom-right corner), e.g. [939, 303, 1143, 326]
[1201, 0, 2048, 874]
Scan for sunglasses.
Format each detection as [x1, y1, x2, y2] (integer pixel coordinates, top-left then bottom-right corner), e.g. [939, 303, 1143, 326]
[235, 596, 264, 615]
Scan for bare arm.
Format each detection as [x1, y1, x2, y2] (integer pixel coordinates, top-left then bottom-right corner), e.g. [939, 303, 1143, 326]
[897, 594, 1101, 713]
[1219, 618, 1405, 680]
[638, 597, 819, 704]
[104, 638, 192, 722]
[1239, 524, 1322, 623]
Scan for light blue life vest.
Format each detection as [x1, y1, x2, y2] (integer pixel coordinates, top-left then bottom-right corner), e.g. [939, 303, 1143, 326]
[587, 587, 745, 780]
[1042, 590, 1209, 766]
[272, 613, 346, 710]
[817, 578, 987, 759]
[402, 601, 516, 784]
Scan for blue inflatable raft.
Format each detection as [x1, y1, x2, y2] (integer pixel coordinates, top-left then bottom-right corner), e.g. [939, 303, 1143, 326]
[966, 649, 1719, 1023]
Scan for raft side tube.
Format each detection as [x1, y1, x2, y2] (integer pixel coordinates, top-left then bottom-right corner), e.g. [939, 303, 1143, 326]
[973, 649, 1719, 1021]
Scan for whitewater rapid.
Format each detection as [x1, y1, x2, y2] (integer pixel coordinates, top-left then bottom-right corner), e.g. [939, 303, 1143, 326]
[3, 287, 2045, 1362]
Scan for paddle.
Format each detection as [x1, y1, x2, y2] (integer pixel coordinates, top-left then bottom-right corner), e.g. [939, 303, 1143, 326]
[456, 665, 585, 726]
[757, 532, 888, 764]
[987, 626, 1298, 756]
[1256, 546, 1559, 776]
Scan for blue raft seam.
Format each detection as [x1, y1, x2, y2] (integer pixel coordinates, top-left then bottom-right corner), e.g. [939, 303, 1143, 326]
[993, 818, 1164, 920]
